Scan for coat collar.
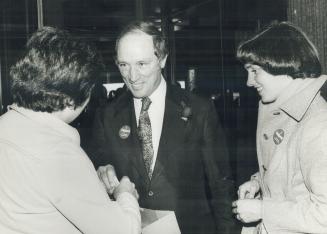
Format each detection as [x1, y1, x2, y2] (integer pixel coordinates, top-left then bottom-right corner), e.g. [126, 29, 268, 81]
[152, 84, 192, 180]
[112, 90, 134, 117]
[8, 104, 80, 145]
[279, 75, 327, 121]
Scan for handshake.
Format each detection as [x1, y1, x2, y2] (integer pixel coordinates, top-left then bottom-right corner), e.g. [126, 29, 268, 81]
[97, 164, 139, 200]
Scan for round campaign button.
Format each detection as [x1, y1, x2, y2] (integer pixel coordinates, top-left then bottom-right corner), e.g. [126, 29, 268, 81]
[273, 129, 284, 145]
[119, 125, 131, 139]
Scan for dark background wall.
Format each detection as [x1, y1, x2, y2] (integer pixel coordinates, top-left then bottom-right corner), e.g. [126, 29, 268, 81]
[0, 0, 325, 185]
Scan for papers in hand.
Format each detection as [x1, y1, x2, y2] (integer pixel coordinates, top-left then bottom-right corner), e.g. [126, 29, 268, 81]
[141, 208, 181, 234]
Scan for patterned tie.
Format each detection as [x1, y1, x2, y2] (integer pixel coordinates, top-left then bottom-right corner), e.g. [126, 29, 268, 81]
[137, 97, 154, 179]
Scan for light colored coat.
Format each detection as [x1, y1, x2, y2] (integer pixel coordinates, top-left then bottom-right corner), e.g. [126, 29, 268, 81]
[244, 76, 327, 233]
[0, 105, 140, 234]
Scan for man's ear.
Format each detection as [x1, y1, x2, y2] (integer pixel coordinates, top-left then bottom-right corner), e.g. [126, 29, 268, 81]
[159, 54, 168, 69]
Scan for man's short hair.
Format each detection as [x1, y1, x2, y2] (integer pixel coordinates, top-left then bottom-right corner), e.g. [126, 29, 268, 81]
[237, 21, 321, 78]
[10, 26, 103, 112]
[115, 20, 168, 60]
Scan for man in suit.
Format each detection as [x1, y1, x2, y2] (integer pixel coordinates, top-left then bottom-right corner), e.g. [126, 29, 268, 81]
[87, 20, 234, 234]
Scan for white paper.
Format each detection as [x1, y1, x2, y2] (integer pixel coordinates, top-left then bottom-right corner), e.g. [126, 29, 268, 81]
[141, 208, 181, 234]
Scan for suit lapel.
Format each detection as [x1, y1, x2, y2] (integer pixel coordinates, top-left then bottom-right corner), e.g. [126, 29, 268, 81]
[113, 86, 190, 184]
[152, 85, 188, 181]
[112, 92, 150, 184]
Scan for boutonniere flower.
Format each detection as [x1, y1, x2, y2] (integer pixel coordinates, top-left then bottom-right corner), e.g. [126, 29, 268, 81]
[180, 100, 192, 122]
[119, 125, 131, 139]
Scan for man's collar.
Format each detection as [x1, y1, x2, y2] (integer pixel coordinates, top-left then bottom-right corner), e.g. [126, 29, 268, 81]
[149, 76, 166, 102]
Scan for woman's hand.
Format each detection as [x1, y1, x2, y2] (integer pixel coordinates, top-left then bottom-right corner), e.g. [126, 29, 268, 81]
[113, 176, 139, 200]
[232, 199, 262, 223]
[238, 179, 260, 199]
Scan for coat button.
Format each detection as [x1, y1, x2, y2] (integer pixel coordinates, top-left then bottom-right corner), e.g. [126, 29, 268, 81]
[148, 190, 154, 196]
[263, 133, 269, 140]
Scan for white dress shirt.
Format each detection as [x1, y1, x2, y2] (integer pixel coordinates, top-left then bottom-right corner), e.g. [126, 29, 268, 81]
[134, 77, 166, 171]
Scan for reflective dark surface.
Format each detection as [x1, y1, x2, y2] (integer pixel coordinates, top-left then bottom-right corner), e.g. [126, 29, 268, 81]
[0, 0, 287, 187]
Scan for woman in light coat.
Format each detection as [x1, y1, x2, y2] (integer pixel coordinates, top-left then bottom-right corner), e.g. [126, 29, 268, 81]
[232, 21, 327, 233]
[0, 27, 141, 234]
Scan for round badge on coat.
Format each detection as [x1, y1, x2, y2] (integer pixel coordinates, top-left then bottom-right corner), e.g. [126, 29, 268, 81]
[273, 129, 284, 145]
[119, 125, 131, 139]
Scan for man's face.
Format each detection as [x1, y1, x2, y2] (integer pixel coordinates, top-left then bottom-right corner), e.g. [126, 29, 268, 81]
[116, 31, 167, 98]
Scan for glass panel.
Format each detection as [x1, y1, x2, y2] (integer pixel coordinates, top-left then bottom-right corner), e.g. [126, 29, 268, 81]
[0, 0, 38, 114]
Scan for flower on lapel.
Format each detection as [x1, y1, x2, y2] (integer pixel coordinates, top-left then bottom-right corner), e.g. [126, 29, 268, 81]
[180, 100, 192, 122]
[119, 125, 131, 139]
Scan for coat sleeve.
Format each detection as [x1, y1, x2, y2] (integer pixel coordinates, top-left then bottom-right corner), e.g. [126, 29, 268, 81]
[37, 142, 141, 234]
[201, 100, 237, 232]
[262, 116, 327, 233]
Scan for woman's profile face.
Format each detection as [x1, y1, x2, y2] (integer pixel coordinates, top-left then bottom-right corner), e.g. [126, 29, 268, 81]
[245, 64, 293, 104]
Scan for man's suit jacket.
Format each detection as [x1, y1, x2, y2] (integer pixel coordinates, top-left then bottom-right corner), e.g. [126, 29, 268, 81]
[87, 84, 234, 234]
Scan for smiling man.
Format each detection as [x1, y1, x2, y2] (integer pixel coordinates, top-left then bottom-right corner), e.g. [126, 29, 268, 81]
[87, 20, 235, 234]
[115, 29, 166, 99]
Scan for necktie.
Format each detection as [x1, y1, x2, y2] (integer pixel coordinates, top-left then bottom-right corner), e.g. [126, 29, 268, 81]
[137, 97, 154, 179]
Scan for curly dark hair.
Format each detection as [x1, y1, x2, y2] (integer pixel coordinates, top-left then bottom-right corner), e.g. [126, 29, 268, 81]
[10, 26, 104, 112]
[237, 21, 321, 78]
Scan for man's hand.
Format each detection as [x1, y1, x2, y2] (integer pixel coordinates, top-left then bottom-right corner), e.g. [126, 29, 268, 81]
[232, 199, 262, 223]
[238, 179, 260, 199]
[114, 176, 139, 200]
[97, 164, 120, 194]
